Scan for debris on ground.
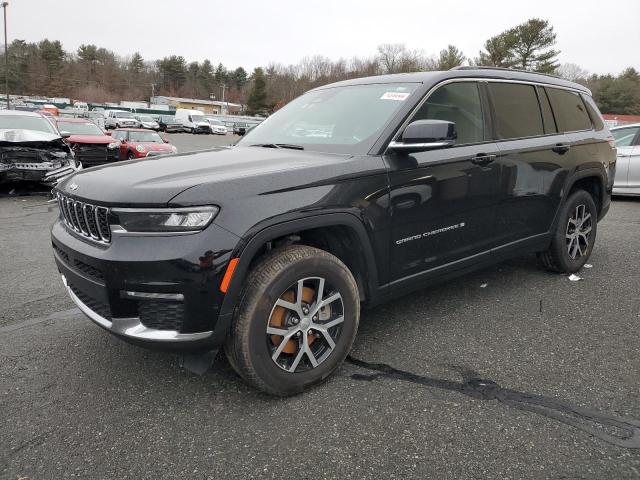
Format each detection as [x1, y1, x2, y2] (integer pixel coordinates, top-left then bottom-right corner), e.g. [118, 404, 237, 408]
[568, 274, 583, 282]
[584, 264, 593, 268]
[480, 283, 488, 288]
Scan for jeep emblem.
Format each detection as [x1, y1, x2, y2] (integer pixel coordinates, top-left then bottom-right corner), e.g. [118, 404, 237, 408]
[69, 183, 78, 191]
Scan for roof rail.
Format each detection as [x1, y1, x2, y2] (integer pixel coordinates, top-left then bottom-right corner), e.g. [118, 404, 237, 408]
[450, 65, 562, 80]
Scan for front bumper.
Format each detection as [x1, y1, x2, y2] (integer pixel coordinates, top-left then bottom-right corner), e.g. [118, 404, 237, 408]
[51, 218, 240, 351]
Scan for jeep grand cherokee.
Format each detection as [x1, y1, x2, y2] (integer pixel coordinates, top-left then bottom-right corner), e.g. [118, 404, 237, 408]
[51, 67, 615, 395]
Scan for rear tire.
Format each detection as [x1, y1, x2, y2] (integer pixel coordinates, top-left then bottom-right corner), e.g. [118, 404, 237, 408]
[538, 189, 597, 273]
[224, 245, 360, 396]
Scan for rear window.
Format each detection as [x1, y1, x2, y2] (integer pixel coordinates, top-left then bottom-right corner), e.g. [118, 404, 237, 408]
[546, 88, 592, 132]
[537, 87, 557, 134]
[489, 83, 544, 139]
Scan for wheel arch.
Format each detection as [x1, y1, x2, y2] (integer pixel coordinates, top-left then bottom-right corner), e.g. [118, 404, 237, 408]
[218, 213, 380, 321]
[563, 167, 607, 218]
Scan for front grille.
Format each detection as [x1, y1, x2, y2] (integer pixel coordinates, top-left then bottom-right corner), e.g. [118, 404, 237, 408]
[73, 144, 112, 165]
[69, 284, 112, 320]
[57, 192, 111, 243]
[139, 300, 185, 331]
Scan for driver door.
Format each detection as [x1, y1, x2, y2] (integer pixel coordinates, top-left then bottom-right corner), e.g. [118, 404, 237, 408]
[385, 81, 501, 282]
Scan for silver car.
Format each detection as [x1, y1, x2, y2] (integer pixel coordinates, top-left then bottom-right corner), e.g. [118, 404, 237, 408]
[611, 123, 640, 196]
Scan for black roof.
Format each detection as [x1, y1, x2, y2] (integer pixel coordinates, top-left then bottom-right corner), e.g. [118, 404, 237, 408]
[315, 68, 591, 95]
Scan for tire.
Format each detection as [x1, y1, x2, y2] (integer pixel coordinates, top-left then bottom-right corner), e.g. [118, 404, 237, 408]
[538, 189, 597, 273]
[191, 128, 196, 134]
[225, 245, 360, 396]
[127, 151, 135, 160]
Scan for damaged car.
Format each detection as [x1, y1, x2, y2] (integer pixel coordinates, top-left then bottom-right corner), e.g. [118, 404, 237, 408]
[0, 110, 80, 185]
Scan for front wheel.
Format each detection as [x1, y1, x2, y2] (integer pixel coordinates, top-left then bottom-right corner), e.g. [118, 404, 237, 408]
[225, 245, 360, 396]
[127, 151, 135, 160]
[538, 189, 597, 273]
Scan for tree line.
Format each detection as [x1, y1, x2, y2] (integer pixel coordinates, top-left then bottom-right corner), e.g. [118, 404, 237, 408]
[1, 18, 638, 116]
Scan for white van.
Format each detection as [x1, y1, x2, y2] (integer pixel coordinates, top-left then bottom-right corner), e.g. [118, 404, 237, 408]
[174, 109, 211, 134]
[104, 110, 140, 129]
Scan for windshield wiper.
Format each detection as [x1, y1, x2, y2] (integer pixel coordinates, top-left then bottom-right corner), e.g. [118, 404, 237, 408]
[250, 143, 305, 150]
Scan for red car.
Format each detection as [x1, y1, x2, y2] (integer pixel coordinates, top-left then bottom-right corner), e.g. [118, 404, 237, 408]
[110, 128, 178, 160]
[55, 117, 121, 167]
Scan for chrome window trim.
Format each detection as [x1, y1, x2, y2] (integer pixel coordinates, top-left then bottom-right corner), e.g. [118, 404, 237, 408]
[386, 77, 594, 153]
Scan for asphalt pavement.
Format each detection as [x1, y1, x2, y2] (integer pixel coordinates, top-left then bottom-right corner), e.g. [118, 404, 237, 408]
[1, 160, 640, 478]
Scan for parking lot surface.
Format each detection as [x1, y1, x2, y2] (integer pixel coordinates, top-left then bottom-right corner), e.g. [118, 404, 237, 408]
[1, 183, 640, 477]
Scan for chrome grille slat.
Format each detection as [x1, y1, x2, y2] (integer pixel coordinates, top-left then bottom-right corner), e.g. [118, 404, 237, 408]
[57, 192, 111, 244]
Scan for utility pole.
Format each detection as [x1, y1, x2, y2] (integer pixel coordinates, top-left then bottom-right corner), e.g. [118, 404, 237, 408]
[150, 83, 155, 103]
[220, 84, 228, 115]
[2, 2, 8, 110]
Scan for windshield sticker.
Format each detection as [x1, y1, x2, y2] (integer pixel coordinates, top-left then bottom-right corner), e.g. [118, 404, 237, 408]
[380, 92, 410, 101]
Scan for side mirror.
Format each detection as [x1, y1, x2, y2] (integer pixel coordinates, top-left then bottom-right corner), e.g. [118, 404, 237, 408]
[60, 131, 71, 139]
[388, 120, 457, 153]
[162, 136, 169, 143]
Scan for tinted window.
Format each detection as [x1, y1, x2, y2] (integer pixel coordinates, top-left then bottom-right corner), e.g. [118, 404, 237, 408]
[0, 114, 56, 134]
[612, 127, 640, 147]
[412, 82, 484, 145]
[537, 87, 557, 134]
[489, 83, 544, 139]
[546, 88, 592, 132]
[581, 94, 605, 131]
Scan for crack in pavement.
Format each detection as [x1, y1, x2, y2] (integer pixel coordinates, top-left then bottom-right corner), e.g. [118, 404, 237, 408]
[346, 356, 640, 449]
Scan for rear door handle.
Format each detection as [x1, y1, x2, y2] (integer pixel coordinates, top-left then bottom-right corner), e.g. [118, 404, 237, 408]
[552, 143, 571, 155]
[471, 154, 496, 166]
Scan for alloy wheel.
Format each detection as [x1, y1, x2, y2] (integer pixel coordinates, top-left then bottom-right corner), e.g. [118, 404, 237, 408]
[565, 204, 592, 259]
[266, 277, 344, 373]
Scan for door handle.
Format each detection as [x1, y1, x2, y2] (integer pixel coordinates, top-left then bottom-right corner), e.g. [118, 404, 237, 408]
[471, 154, 496, 166]
[552, 143, 571, 155]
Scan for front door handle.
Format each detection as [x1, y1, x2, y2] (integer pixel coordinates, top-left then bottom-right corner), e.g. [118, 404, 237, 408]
[471, 154, 496, 166]
[552, 143, 571, 155]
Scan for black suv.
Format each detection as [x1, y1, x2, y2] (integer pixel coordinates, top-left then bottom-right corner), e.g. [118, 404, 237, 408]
[51, 68, 615, 395]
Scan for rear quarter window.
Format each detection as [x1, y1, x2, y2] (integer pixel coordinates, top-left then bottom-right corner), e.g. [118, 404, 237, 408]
[581, 94, 605, 131]
[546, 87, 592, 132]
[488, 82, 544, 139]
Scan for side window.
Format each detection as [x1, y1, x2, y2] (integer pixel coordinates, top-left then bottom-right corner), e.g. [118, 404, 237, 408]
[488, 82, 544, 139]
[611, 127, 640, 147]
[411, 82, 485, 145]
[581, 94, 605, 131]
[537, 86, 557, 134]
[545, 87, 592, 132]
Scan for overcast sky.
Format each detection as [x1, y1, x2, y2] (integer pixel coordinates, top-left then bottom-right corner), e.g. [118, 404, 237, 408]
[8, 0, 640, 75]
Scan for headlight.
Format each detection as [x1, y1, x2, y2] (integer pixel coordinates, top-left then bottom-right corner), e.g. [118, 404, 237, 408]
[135, 144, 146, 153]
[107, 142, 119, 149]
[171, 146, 178, 153]
[113, 206, 219, 233]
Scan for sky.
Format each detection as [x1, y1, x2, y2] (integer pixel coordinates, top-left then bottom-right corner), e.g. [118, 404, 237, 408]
[7, 0, 640, 75]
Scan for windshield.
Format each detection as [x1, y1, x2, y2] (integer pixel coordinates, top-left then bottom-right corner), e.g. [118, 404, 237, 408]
[612, 127, 639, 147]
[208, 119, 222, 125]
[138, 116, 154, 122]
[0, 115, 57, 134]
[191, 115, 205, 123]
[238, 83, 418, 154]
[116, 111, 134, 118]
[57, 122, 103, 135]
[129, 131, 163, 143]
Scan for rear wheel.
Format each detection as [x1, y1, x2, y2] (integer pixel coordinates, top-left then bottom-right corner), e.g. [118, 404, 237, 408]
[225, 245, 359, 396]
[538, 189, 597, 273]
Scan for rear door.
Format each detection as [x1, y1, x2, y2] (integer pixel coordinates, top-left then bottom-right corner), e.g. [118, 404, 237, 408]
[611, 126, 640, 187]
[488, 81, 571, 247]
[386, 81, 501, 282]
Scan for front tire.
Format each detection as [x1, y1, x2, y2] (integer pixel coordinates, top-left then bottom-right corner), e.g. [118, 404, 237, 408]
[225, 245, 360, 396]
[538, 189, 597, 273]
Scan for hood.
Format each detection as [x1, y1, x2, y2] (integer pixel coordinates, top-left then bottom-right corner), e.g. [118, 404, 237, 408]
[0, 129, 61, 143]
[67, 134, 114, 144]
[56, 146, 355, 207]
